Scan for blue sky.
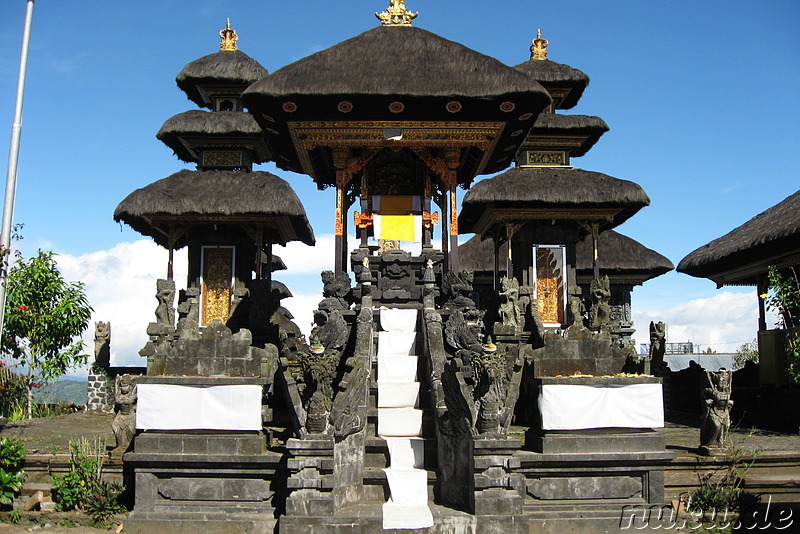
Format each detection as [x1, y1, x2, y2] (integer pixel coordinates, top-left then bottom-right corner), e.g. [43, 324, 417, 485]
[1, 1, 798, 366]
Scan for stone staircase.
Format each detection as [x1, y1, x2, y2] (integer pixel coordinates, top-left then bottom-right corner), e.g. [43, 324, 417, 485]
[364, 307, 438, 529]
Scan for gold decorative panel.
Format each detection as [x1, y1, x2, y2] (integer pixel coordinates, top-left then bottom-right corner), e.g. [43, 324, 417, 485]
[523, 150, 566, 167]
[203, 150, 243, 168]
[201, 247, 234, 326]
[536, 247, 564, 324]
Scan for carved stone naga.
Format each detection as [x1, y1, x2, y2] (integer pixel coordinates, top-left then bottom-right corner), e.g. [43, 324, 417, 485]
[318, 270, 352, 312]
[300, 309, 348, 434]
[700, 370, 733, 455]
[93, 321, 111, 369]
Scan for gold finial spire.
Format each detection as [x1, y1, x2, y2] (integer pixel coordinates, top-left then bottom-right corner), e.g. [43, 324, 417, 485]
[376, 0, 418, 26]
[219, 18, 238, 51]
[530, 28, 548, 60]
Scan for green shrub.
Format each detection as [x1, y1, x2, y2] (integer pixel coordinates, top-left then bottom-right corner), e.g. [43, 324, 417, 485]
[51, 439, 125, 525]
[0, 437, 25, 509]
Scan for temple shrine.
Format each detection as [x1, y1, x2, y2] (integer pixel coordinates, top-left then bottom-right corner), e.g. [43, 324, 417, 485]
[112, 4, 674, 532]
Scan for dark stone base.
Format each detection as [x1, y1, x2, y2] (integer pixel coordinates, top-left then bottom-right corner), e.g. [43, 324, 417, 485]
[125, 511, 277, 534]
[528, 428, 666, 454]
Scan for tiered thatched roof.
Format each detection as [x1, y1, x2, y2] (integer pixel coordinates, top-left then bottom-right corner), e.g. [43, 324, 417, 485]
[459, 167, 650, 234]
[514, 58, 589, 109]
[526, 113, 609, 157]
[114, 170, 315, 248]
[176, 50, 268, 109]
[677, 190, 800, 286]
[459, 230, 672, 283]
[156, 110, 268, 163]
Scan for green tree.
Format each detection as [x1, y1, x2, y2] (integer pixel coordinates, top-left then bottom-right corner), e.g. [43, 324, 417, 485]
[1, 250, 92, 418]
[733, 338, 759, 368]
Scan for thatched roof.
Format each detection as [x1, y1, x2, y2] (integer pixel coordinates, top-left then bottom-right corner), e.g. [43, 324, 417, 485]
[526, 113, 609, 157]
[259, 251, 287, 272]
[114, 170, 314, 248]
[575, 230, 673, 278]
[156, 110, 268, 163]
[243, 25, 551, 182]
[514, 59, 589, 109]
[245, 26, 547, 98]
[458, 230, 672, 283]
[177, 50, 268, 109]
[459, 166, 650, 233]
[677, 190, 800, 286]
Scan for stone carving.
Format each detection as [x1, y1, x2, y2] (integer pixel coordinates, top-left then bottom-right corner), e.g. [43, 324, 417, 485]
[441, 362, 477, 436]
[472, 339, 519, 435]
[498, 277, 522, 331]
[444, 310, 483, 363]
[700, 370, 733, 455]
[648, 321, 666, 376]
[318, 270, 351, 312]
[589, 275, 611, 329]
[330, 308, 370, 438]
[567, 286, 585, 328]
[94, 321, 111, 368]
[155, 279, 176, 327]
[111, 374, 136, 453]
[442, 270, 476, 309]
[379, 250, 414, 300]
[300, 309, 348, 434]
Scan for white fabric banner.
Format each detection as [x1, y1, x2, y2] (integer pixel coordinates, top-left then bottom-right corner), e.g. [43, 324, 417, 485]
[378, 356, 418, 383]
[539, 383, 664, 430]
[378, 407, 423, 437]
[136, 384, 263, 431]
[378, 331, 416, 356]
[382, 501, 434, 530]
[380, 308, 418, 333]
[378, 381, 420, 408]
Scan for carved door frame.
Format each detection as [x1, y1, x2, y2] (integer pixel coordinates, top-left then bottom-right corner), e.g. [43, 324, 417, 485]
[199, 245, 236, 327]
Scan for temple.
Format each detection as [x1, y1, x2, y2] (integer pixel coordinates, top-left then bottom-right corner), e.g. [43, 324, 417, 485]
[113, 4, 674, 532]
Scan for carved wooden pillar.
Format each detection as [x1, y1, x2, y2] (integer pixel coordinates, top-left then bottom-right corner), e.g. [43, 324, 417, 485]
[422, 174, 432, 249]
[333, 149, 350, 274]
[443, 149, 460, 273]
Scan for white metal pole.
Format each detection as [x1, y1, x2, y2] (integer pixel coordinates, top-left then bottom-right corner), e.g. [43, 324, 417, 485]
[0, 0, 36, 339]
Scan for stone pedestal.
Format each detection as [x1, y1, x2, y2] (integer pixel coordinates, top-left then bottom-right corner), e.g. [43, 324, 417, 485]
[473, 438, 527, 534]
[285, 437, 335, 516]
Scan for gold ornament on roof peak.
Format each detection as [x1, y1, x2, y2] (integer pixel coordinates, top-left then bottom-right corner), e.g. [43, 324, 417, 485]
[219, 18, 238, 51]
[530, 29, 548, 60]
[376, 0, 418, 26]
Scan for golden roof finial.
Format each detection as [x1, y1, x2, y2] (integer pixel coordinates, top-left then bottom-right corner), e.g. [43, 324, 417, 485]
[376, 0, 418, 26]
[219, 18, 238, 51]
[530, 28, 548, 60]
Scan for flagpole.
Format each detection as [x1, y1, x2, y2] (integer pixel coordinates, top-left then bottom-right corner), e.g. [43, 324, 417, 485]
[0, 0, 36, 339]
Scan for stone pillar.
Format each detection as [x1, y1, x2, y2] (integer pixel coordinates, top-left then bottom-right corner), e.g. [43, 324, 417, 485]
[473, 438, 527, 533]
[285, 437, 335, 516]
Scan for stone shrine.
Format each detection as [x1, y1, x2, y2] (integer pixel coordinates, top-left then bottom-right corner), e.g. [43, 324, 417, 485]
[113, 4, 674, 532]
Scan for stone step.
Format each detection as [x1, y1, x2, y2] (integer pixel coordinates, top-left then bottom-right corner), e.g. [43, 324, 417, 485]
[21, 482, 52, 497]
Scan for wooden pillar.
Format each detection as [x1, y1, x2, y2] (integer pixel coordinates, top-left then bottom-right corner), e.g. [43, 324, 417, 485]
[167, 228, 176, 281]
[440, 190, 449, 266]
[423, 174, 432, 249]
[449, 185, 459, 272]
[591, 222, 600, 280]
[266, 241, 273, 285]
[505, 224, 514, 280]
[757, 277, 768, 332]
[493, 234, 500, 292]
[334, 183, 345, 273]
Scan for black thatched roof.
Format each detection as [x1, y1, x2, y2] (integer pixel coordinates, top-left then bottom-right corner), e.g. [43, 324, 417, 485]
[243, 25, 551, 182]
[459, 166, 650, 233]
[114, 170, 314, 248]
[156, 110, 268, 163]
[514, 59, 589, 109]
[458, 230, 672, 282]
[575, 230, 673, 278]
[677, 190, 800, 285]
[526, 113, 609, 157]
[246, 26, 546, 98]
[177, 50, 268, 109]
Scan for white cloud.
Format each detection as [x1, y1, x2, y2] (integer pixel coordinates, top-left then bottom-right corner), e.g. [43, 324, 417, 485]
[57, 241, 187, 370]
[281, 293, 321, 339]
[274, 234, 335, 274]
[633, 291, 776, 353]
